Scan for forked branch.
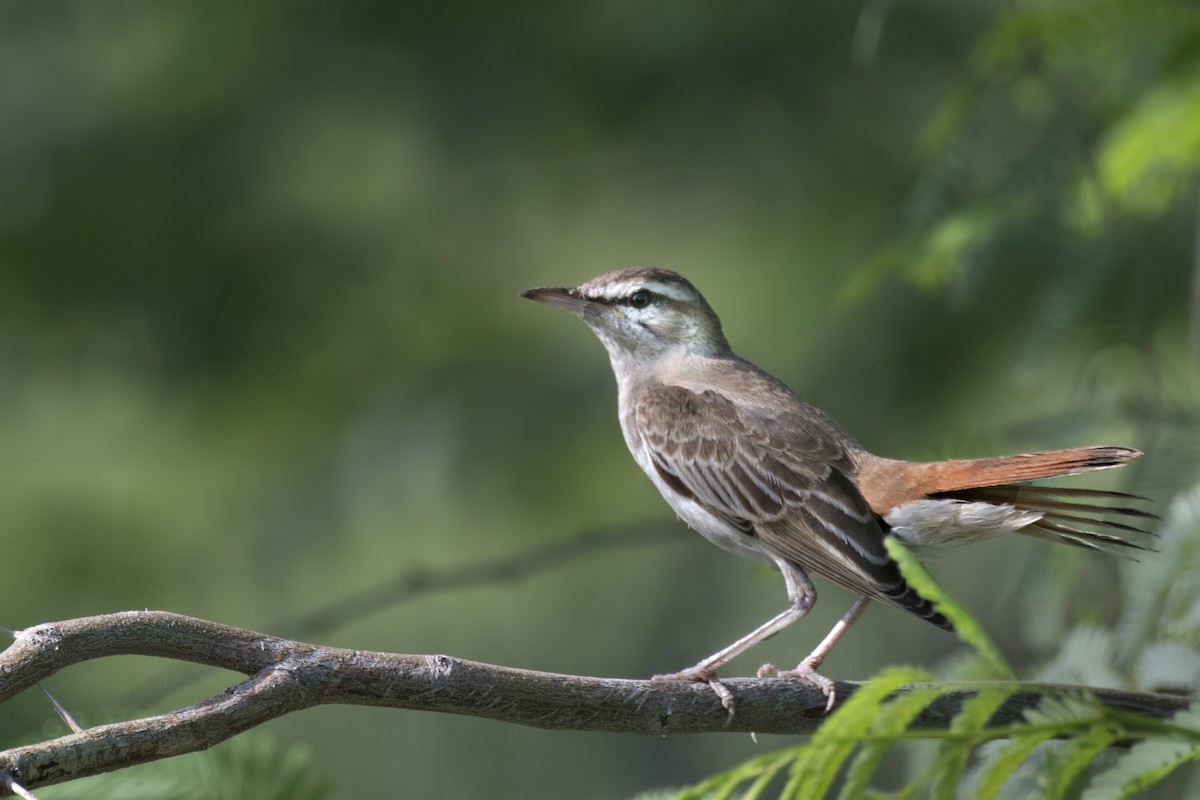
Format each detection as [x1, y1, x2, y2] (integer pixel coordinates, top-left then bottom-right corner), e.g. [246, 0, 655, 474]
[0, 611, 1190, 796]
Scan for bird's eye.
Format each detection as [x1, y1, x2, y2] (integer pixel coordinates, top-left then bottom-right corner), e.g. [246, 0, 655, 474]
[629, 289, 653, 309]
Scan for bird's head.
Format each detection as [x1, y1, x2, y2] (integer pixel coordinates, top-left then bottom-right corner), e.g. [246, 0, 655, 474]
[521, 267, 731, 371]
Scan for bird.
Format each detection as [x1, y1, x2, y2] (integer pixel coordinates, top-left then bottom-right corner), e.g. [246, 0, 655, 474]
[520, 266, 1152, 714]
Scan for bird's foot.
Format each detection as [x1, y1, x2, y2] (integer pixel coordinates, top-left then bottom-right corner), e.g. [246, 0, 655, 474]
[757, 659, 837, 713]
[652, 667, 736, 723]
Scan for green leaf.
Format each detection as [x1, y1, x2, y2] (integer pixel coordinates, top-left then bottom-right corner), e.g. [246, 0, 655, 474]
[1082, 738, 1200, 800]
[1135, 640, 1200, 693]
[1044, 725, 1122, 798]
[1167, 705, 1200, 735]
[739, 757, 792, 800]
[783, 666, 933, 799]
[886, 537, 1015, 679]
[1036, 626, 1122, 689]
[905, 207, 1002, 290]
[1115, 484, 1200, 665]
[976, 689, 1113, 797]
[1021, 692, 1105, 727]
[1096, 62, 1200, 215]
[671, 750, 793, 800]
[837, 683, 943, 800]
[972, 728, 1057, 800]
[931, 688, 1014, 800]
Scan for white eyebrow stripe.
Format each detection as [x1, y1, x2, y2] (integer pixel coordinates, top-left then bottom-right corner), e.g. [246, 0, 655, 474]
[643, 280, 698, 303]
[583, 279, 698, 304]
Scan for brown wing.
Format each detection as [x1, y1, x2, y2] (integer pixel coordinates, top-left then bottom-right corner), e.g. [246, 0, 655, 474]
[635, 383, 951, 631]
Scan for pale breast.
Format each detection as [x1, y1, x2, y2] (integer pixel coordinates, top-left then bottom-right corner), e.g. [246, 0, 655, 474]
[618, 401, 778, 566]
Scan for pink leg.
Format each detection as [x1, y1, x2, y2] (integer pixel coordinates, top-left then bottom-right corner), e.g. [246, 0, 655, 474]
[652, 558, 817, 720]
[758, 595, 870, 712]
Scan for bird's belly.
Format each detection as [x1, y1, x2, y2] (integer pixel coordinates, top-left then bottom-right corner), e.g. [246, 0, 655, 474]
[668, 493, 777, 566]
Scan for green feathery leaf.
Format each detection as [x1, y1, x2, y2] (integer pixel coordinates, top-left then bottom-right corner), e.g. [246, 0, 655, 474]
[886, 537, 1014, 679]
[783, 666, 933, 799]
[671, 750, 793, 800]
[837, 681, 943, 800]
[931, 688, 1013, 800]
[1044, 725, 1122, 798]
[1081, 738, 1200, 800]
[1116, 484, 1200, 665]
[972, 729, 1057, 800]
[738, 754, 793, 800]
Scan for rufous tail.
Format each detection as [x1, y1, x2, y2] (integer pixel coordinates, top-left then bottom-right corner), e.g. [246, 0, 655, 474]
[921, 446, 1142, 492]
[858, 446, 1154, 555]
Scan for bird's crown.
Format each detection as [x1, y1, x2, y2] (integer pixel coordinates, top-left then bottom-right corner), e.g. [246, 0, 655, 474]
[576, 267, 705, 306]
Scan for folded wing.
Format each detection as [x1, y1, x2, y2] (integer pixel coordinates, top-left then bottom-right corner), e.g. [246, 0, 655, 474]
[635, 383, 952, 631]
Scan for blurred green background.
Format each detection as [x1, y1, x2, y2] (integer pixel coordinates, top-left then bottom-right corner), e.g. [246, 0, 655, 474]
[4, 1, 1200, 797]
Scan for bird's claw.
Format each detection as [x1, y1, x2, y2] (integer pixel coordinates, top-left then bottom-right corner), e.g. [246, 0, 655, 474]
[758, 659, 837, 713]
[652, 667, 737, 724]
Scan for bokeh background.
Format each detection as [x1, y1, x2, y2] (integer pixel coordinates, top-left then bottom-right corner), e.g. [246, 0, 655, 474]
[4, 1, 1200, 797]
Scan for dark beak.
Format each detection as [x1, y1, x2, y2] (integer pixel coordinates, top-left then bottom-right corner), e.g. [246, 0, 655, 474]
[520, 286, 595, 313]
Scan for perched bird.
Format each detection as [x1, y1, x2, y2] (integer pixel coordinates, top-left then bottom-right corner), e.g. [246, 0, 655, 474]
[521, 267, 1152, 713]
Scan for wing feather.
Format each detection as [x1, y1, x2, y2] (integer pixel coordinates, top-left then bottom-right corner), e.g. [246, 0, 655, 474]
[635, 382, 951, 631]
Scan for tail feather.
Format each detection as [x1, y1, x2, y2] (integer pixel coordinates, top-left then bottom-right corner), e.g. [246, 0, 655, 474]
[1025, 519, 1151, 556]
[1039, 511, 1149, 536]
[861, 445, 1154, 556]
[932, 484, 1157, 556]
[926, 446, 1143, 492]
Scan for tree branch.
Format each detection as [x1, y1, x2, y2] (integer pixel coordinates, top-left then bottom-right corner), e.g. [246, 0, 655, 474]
[0, 611, 1190, 795]
[110, 523, 682, 713]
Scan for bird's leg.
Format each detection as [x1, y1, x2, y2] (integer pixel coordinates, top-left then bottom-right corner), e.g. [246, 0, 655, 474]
[758, 595, 870, 712]
[652, 560, 817, 720]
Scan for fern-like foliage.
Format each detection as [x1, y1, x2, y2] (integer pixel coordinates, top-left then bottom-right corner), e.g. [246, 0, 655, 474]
[1115, 486, 1200, 684]
[670, 686, 1200, 799]
[841, 0, 1200, 374]
[665, 500, 1200, 799]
